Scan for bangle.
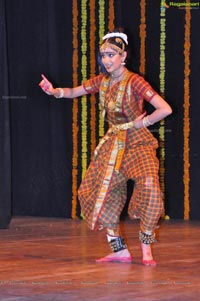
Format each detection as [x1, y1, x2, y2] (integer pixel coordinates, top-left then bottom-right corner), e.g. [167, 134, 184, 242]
[146, 116, 154, 125]
[142, 116, 154, 127]
[54, 88, 64, 98]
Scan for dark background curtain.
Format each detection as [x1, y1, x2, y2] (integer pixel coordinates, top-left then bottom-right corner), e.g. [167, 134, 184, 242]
[0, 0, 200, 227]
[0, 0, 11, 228]
[4, 0, 73, 219]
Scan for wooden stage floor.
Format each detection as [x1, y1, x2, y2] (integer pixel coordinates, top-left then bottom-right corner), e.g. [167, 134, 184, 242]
[0, 216, 199, 301]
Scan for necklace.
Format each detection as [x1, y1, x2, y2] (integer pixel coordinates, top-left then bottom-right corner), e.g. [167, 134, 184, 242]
[111, 68, 126, 80]
[110, 69, 126, 87]
[108, 69, 126, 110]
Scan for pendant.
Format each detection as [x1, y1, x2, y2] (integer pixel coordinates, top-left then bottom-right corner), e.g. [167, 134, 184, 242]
[108, 101, 115, 110]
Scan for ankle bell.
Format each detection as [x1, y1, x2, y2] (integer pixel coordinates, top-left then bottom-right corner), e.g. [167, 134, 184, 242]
[139, 230, 157, 245]
[109, 237, 127, 252]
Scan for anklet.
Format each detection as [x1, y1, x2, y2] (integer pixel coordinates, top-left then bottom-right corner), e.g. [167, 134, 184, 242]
[139, 231, 156, 244]
[109, 237, 127, 252]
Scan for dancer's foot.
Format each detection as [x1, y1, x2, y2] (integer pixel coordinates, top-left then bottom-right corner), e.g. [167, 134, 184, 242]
[141, 243, 157, 266]
[96, 249, 133, 263]
[142, 259, 157, 266]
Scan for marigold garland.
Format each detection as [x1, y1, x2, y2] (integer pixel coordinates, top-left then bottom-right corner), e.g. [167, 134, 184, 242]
[71, 0, 79, 219]
[108, 0, 115, 30]
[81, 0, 88, 179]
[139, 0, 146, 114]
[159, 3, 166, 205]
[89, 0, 96, 158]
[183, 1, 191, 220]
[139, 0, 146, 76]
[98, 0, 105, 140]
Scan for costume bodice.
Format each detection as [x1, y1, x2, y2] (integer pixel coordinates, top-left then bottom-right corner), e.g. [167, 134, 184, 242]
[99, 70, 142, 125]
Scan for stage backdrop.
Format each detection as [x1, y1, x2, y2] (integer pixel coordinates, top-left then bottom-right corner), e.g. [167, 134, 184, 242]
[0, 0, 199, 227]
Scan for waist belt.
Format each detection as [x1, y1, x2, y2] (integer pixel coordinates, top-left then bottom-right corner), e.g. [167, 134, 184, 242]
[94, 121, 135, 158]
[109, 121, 135, 134]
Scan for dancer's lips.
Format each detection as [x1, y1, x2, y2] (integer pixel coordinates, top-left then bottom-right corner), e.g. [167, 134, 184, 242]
[105, 65, 112, 71]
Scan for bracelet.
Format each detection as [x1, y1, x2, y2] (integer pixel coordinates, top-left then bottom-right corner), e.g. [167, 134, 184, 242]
[142, 116, 154, 127]
[54, 88, 64, 98]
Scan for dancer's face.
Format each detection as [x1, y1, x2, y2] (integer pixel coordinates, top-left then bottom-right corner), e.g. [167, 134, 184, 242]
[100, 46, 126, 76]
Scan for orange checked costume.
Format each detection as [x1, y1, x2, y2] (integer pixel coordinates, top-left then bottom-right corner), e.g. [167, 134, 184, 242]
[78, 70, 163, 237]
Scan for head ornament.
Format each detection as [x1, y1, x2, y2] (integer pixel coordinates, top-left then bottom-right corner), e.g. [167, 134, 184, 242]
[102, 33, 128, 45]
